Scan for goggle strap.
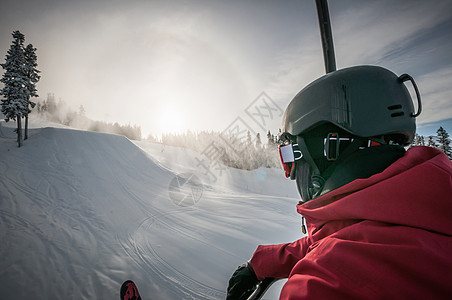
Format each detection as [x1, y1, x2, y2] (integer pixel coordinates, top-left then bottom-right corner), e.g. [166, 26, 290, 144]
[296, 137, 321, 179]
[324, 132, 341, 161]
[322, 137, 368, 179]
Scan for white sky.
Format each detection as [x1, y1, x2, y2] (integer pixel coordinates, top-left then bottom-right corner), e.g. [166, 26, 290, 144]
[1, 0, 452, 138]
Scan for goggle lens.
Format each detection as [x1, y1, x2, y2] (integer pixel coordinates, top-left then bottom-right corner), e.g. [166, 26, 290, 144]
[278, 143, 302, 178]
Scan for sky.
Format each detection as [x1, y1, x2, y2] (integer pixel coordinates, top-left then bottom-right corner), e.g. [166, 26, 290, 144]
[1, 0, 452, 138]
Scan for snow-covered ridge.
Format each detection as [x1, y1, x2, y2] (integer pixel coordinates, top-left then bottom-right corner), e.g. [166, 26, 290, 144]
[0, 124, 301, 299]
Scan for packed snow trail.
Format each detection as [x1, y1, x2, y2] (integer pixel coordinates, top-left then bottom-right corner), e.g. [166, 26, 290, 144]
[0, 126, 300, 299]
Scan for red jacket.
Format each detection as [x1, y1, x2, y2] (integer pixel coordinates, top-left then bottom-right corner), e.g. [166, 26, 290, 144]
[250, 146, 452, 299]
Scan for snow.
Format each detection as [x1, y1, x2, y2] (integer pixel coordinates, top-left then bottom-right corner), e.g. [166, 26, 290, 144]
[0, 120, 302, 299]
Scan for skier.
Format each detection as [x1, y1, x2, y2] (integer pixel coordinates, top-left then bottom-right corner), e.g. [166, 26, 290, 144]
[226, 65, 452, 299]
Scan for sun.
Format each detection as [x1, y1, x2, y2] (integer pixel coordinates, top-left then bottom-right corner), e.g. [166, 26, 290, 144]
[157, 106, 186, 135]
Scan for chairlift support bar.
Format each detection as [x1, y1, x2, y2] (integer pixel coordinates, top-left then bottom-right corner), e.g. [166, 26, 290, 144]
[315, 0, 336, 73]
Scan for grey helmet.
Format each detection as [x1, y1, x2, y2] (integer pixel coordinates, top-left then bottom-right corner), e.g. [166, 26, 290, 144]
[281, 65, 421, 201]
[282, 65, 420, 145]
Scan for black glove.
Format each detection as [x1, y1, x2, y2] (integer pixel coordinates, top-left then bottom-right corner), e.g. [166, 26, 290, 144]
[226, 262, 260, 300]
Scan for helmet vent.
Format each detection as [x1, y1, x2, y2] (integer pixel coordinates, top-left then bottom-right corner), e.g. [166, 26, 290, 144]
[387, 104, 402, 110]
[390, 111, 404, 117]
[387, 104, 404, 117]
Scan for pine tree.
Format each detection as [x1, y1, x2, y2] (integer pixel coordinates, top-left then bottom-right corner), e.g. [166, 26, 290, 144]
[79, 105, 86, 116]
[23, 43, 40, 140]
[256, 132, 262, 148]
[246, 130, 252, 146]
[254, 132, 263, 168]
[436, 127, 452, 159]
[0, 31, 29, 147]
[411, 133, 420, 147]
[410, 134, 426, 147]
[267, 130, 272, 146]
[419, 135, 425, 146]
[45, 93, 56, 113]
[427, 136, 437, 149]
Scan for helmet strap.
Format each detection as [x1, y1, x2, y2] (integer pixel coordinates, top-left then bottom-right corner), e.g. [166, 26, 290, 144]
[321, 136, 372, 183]
[297, 134, 375, 200]
[296, 136, 325, 199]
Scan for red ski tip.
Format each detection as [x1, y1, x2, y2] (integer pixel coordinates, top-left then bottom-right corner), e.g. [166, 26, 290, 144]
[120, 280, 142, 300]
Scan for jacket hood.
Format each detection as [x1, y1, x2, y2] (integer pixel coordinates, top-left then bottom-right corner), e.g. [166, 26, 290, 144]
[298, 146, 452, 236]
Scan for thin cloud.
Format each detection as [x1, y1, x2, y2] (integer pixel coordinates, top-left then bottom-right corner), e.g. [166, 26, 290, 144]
[266, 0, 452, 129]
[415, 67, 452, 123]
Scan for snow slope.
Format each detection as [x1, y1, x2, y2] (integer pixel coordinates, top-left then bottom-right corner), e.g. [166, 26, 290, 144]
[0, 123, 302, 299]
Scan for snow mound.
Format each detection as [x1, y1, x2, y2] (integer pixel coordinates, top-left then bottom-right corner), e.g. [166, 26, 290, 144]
[0, 127, 302, 299]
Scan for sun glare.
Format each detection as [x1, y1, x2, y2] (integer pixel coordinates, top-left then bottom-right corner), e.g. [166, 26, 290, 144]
[158, 107, 186, 135]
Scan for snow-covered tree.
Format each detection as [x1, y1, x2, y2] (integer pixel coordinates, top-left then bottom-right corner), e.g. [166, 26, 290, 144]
[0, 31, 29, 147]
[79, 105, 86, 116]
[255, 132, 262, 148]
[436, 127, 451, 159]
[23, 43, 40, 140]
[419, 135, 425, 146]
[246, 130, 252, 146]
[427, 135, 437, 149]
[267, 130, 279, 146]
[410, 133, 426, 147]
[267, 130, 272, 146]
[411, 134, 420, 147]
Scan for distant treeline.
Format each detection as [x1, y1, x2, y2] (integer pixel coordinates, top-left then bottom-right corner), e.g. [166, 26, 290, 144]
[411, 126, 451, 159]
[34, 93, 142, 140]
[158, 130, 282, 170]
[158, 126, 452, 171]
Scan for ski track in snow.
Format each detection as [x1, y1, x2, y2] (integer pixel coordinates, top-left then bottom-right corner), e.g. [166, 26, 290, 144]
[118, 212, 226, 299]
[0, 124, 301, 299]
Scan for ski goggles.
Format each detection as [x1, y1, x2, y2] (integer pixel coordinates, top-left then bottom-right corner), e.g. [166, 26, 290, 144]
[279, 140, 302, 178]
